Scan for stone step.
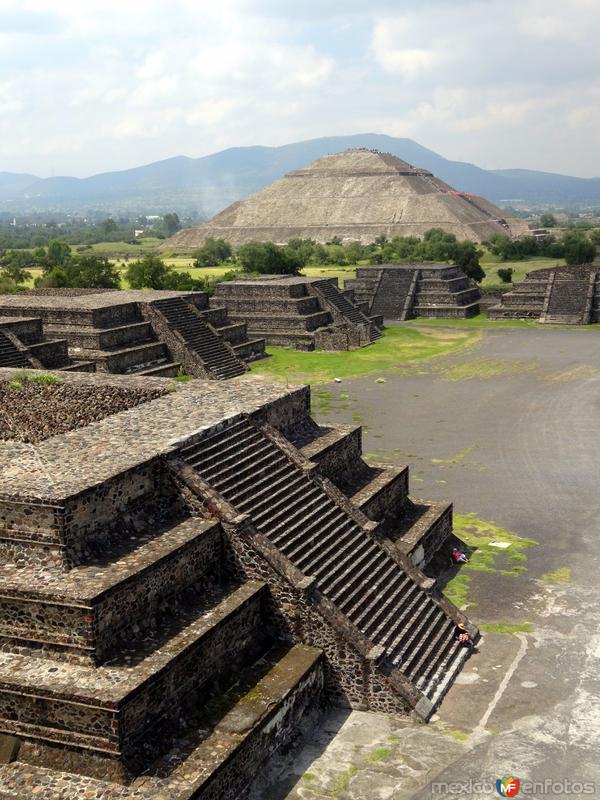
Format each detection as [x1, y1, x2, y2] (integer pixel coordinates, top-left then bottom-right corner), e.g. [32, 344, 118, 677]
[283, 511, 352, 564]
[350, 463, 410, 523]
[413, 301, 480, 318]
[349, 568, 410, 629]
[56, 361, 96, 373]
[152, 296, 246, 379]
[47, 322, 154, 352]
[294, 423, 362, 486]
[135, 361, 181, 378]
[227, 311, 332, 333]
[27, 339, 70, 369]
[0, 334, 31, 368]
[258, 486, 328, 536]
[391, 500, 453, 571]
[232, 338, 267, 362]
[96, 342, 170, 374]
[179, 417, 466, 710]
[212, 322, 248, 345]
[0, 581, 268, 758]
[0, 517, 222, 662]
[0, 644, 324, 799]
[243, 329, 317, 350]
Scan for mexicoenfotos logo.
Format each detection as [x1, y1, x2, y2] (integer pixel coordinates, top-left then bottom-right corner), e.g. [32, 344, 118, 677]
[496, 777, 520, 797]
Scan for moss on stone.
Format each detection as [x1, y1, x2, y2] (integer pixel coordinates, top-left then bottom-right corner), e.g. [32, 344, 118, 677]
[479, 622, 534, 634]
[540, 567, 572, 584]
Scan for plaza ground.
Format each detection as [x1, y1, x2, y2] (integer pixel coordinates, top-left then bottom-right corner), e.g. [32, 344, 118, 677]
[250, 324, 600, 799]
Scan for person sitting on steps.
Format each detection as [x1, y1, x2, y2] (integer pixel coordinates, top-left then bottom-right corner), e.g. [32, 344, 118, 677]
[454, 622, 477, 652]
[452, 546, 468, 565]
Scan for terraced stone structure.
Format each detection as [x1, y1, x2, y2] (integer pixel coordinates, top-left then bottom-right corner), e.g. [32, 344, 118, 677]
[0, 369, 476, 799]
[344, 264, 481, 320]
[0, 289, 265, 378]
[164, 148, 528, 249]
[487, 264, 600, 324]
[213, 275, 383, 350]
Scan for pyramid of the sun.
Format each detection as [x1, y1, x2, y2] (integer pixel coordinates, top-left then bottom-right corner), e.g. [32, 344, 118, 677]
[164, 149, 528, 250]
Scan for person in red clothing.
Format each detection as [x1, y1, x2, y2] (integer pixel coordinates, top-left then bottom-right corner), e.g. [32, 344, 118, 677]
[452, 546, 468, 564]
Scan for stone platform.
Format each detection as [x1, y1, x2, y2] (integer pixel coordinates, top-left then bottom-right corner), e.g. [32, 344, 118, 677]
[212, 276, 382, 350]
[487, 264, 600, 324]
[0, 290, 266, 379]
[0, 369, 476, 798]
[344, 264, 481, 320]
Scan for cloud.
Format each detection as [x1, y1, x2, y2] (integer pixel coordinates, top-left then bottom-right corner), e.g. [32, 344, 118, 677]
[1, 0, 600, 178]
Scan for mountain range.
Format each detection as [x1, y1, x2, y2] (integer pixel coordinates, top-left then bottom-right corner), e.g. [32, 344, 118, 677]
[1, 133, 599, 216]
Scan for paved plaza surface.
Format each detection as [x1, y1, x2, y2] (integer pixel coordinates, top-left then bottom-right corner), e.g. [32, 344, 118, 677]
[255, 326, 600, 799]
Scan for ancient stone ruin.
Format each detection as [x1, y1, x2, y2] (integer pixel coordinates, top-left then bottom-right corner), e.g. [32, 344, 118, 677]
[487, 264, 600, 324]
[0, 368, 477, 799]
[0, 289, 266, 379]
[344, 264, 481, 319]
[212, 275, 383, 350]
[165, 148, 529, 250]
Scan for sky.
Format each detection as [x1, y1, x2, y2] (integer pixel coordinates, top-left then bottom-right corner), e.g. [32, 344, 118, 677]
[1, 0, 599, 178]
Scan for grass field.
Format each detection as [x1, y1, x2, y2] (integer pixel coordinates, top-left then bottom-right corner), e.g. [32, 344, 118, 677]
[248, 326, 478, 385]
[19, 243, 567, 294]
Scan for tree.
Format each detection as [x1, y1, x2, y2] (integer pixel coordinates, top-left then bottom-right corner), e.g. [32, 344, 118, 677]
[163, 213, 181, 236]
[453, 241, 485, 282]
[101, 218, 118, 236]
[126, 255, 171, 289]
[540, 213, 557, 228]
[192, 238, 232, 267]
[563, 234, 596, 265]
[236, 242, 302, 275]
[64, 255, 120, 288]
[125, 254, 200, 290]
[46, 239, 71, 268]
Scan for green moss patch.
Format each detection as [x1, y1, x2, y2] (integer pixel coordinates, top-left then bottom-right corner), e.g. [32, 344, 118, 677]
[540, 567, 572, 584]
[479, 622, 534, 635]
[366, 747, 391, 763]
[443, 513, 537, 608]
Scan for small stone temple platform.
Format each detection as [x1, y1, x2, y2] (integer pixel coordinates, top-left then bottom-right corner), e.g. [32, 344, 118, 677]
[344, 264, 481, 320]
[0, 289, 266, 379]
[212, 275, 383, 350]
[0, 368, 476, 799]
[487, 264, 600, 324]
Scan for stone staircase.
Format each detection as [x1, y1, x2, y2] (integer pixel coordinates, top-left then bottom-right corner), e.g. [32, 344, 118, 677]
[310, 279, 382, 340]
[179, 416, 472, 714]
[370, 268, 416, 320]
[346, 265, 481, 320]
[0, 330, 32, 368]
[213, 277, 381, 351]
[0, 319, 95, 373]
[152, 296, 247, 379]
[487, 266, 600, 323]
[542, 273, 596, 324]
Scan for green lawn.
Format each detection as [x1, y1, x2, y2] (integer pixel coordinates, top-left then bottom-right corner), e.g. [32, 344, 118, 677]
[480, 253, 564, 289]
[248, 326, 478, 385]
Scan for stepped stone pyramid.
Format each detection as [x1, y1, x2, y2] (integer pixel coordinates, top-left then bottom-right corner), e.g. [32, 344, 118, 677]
[164, 148, 529, 250]
[344, 263, 481, 320]
[0, 289, 266, 379]
[487, 264, 600, 324]
[0, 369, 477, 799]
[213, 275, 383, 350]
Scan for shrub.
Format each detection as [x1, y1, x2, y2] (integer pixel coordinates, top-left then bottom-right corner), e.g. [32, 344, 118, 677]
[497, 267, 514, 283]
